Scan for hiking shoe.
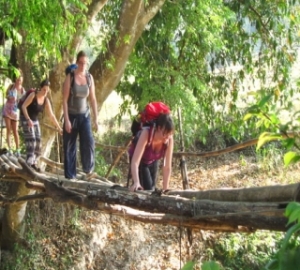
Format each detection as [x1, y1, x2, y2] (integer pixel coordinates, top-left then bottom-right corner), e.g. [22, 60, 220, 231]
[84, 172, 97, 181]
[6, 149, 13, 156]
[15, 150, 21, 158]
[31, 164, 41, 172]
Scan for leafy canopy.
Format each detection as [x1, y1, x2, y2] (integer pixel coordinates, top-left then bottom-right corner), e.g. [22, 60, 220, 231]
[116, 0, 300, 146]
[0, 0, 88, 64]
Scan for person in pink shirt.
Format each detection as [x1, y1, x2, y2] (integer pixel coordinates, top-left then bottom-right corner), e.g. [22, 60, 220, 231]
[2, 69, 25, 156]
[129, 113, 174, 191]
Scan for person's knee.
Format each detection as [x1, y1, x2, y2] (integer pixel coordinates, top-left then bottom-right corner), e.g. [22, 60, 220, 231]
[12, 129, 18, 136]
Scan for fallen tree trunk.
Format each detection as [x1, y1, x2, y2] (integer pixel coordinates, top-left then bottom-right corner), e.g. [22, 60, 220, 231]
[0, 155, 295, 244]
[86, 188, 288, 231]
[93, 202, 287, 232]
[4, 181, 287, 232]
[86, 188, 285, 217]
[166, 183, 300, 202]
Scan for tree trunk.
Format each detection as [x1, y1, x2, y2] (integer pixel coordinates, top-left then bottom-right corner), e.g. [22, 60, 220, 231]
[166, 183, 300, 202]
[0, 37, 37, 250]
[1, 182, 35, 250]
[15, 38, 35, 89]
[42, 180, 290, 232]
[90, 0, 166, 110]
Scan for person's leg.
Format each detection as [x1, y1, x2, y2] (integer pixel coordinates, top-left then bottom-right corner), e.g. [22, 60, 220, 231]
[11, 119, 19, 150]
[33, 121, 41, 163]
[78, 114, 94, 174]
[63, 115, 78, 179]
[138, 161, 158, 191]
[149, 160, 159, 189]
[4, 117, 12, 150]
[21, 118, 36, 165]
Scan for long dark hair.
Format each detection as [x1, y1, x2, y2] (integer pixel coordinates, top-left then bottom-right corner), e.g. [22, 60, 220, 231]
[40, 79, 50, 88]
[156, 113, 174, 134]
[37, 79, 50, 92]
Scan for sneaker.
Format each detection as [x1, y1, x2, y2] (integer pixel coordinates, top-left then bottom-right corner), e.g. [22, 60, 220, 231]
[6, 149, 13, 156]
[67, 178, 77, 181]
[15, 150, 21, 158]
[31, 164, 41, 172]
[85, 172, 98, 181]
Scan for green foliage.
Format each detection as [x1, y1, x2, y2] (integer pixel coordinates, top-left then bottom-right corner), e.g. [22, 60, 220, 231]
[284, 151, 300, 167]
[0, 0, 90, 75]
[1, 0, 299, 150]
[70, 207, 82, 227]
[202, 261, 222, 270]
[94, 154, 120, 177]
[181, 261, 196, 270]
[0, 0, 86, 59]
[265, 202, 300, 269]
[239, 154, 247, 166]
[256, 133, 283, 150]
[255, 142, 285, 172]
[0, 82, 6, 96]
[285, 202, 300, 225]
[239, 3, 300, 262]
[94, 130, 128, 178]
[0, 47, 21, 83]
[115, 0, 300, 148]
[181, 260, 222, 270]
[116, 0, 236, 144]
[245, 82, 300, 168]
[205, 231, 282, 270]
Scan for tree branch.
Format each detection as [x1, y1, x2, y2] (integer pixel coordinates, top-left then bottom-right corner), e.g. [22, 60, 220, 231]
[0, 193, 49, 205]
[166, 183, 300, 202]
[235, 0, 272, 44]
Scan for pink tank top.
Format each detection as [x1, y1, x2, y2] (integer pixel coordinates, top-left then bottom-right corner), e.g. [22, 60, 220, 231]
[128, 131, 168, 165]
[141, 143, 167, 165]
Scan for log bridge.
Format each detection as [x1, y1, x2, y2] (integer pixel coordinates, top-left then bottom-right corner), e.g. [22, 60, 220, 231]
[0, 152, 298, 233]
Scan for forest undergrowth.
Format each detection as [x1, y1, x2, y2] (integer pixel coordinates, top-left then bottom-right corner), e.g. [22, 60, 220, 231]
[1, 132, 299, 270]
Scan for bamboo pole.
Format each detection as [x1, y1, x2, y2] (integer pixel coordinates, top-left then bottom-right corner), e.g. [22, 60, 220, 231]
[177, 107, 189, 189]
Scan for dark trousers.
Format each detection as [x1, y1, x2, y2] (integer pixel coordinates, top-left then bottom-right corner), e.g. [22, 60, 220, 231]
[63, 113, 95, 179]
[139, 160, 159, 191]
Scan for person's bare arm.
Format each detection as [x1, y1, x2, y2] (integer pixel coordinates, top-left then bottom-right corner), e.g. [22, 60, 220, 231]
[44, 98, 62, 134]
[88, 75, 99, 132]
[129, 130, 148, 192]
[162, 136, 174, 190]
[63, 74, 71, 133]
[21, 92, 35, 127]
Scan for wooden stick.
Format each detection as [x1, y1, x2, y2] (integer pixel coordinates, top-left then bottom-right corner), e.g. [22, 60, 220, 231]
[105, 137, 132, 178]
[177, 107, 190, 189]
